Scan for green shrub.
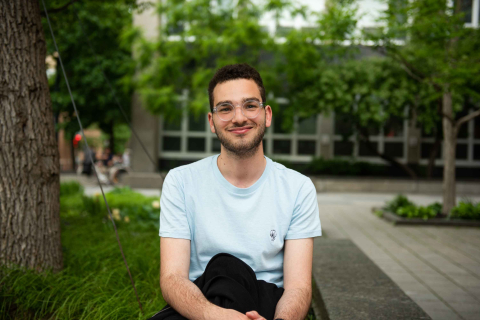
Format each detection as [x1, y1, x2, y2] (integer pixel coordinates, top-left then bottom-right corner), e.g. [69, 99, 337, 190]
[384, 195, 442, 220]
[451, 200, 480, 220]
[60, 181, 84, 197]
[384, 194, 415, 213]
[395, 203, 442, 220]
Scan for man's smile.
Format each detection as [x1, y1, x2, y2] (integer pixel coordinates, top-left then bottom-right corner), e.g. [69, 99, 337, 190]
[228, 126, 253, 134]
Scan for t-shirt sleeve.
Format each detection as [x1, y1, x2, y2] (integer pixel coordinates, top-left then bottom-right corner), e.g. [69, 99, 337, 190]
[159, 171, 191, 240]
[285, 178, 322, 240]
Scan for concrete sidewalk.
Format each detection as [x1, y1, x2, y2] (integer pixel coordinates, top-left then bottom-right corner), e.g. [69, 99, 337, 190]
[317, 193, 480, 320]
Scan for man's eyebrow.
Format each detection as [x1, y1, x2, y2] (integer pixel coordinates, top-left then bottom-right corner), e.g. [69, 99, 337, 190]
[215, 97, 261, 107]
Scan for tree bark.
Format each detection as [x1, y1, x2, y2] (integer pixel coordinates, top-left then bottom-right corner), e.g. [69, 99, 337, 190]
[442, 90, 456, 217]
[426, 127, 441, 179]
[0, 0, 63, 272]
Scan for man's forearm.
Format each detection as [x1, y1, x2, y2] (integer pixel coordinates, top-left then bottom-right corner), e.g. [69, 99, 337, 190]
[273, 287, 311, 320]
[161, 274, 222, 320]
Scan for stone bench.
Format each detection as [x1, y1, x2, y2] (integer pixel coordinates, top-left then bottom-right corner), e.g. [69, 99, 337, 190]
[311, 238, 431, 320]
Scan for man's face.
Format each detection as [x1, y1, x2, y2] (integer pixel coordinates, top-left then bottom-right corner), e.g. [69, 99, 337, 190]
[208, 79, 272, 158]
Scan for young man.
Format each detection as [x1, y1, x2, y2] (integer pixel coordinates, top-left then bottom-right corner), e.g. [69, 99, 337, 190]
[155, 64, 321, 320]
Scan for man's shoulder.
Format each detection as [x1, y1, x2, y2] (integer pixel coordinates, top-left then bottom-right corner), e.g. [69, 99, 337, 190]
[167, 155, 215, 179]
[268, 158, 311, 185]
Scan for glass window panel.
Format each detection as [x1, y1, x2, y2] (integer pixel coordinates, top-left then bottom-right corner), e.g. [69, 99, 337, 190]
[163, 136, 181, 151]
[421, 142, 441, 159]
[273, 140, 291, 154]
[334, 113, 354, 136]
[384, 117, 404, 137]
[334, 141, 354, 156]
[212, 138, 221, 152]
[456, 144, 468, 160]
[274, 114, 290, 134]
[298, 140, 316, 155]
[164, 119, 181, 131]
[461, 0, 473, 23]
[188, 137, 205, 152]
[384, 142, 404, 158]
[475, 116, 480, 139]
[359, 141, 378, 156]
[298, 116, 317, 134]
[188, 114, 206, 132]
[474, 144, 480, 160]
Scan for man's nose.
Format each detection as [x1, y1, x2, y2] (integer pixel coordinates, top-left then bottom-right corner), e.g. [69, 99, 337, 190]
[231, 106, 248, 124]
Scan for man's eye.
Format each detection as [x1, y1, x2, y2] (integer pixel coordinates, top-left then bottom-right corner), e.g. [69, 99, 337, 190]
[218, 106, 233, 113]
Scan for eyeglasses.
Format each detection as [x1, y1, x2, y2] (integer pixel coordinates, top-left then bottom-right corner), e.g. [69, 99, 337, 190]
[213, 100, 265, 122]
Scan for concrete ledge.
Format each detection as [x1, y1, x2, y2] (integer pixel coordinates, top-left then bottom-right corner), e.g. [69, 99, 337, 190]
[310, 177, 480, 195]
[123, 172, 164, 189]
[312, 238, 431, 320]
[378, 210, 480, 227]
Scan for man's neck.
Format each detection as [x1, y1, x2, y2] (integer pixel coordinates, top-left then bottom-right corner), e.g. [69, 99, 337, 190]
[217, 145, 267, 189]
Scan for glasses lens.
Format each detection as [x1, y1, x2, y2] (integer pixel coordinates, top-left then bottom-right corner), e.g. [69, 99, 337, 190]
[242, 101, 261, 118]
[217, 104, 234, 121]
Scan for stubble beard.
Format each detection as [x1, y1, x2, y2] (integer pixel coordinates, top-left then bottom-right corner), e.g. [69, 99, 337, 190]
[213, 119, 265, 159]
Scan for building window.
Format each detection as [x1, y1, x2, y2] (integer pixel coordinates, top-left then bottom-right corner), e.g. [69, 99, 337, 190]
[461, 0, 473, 23]
[474, 144, 480, 160]
[384, 117, 404, 137]
[273, 139, 291, 154]
[359, 141, 378, 157]
[421, 143, 441, 159]
[334, 140, 354, 156]
[384, 142, 404, 158]
[164, 119, 181, 131]
[298, 116, 317, 134]
[188, 137, 205, 152]
[188, 114, 206, 132]
[163, 136, 181, 151]
[212, 138, 221, 152]
[456, 143, 468, 160]
[298, 140, 316, 155]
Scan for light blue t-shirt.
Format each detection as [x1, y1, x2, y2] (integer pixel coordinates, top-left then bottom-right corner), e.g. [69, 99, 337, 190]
[159, 155, 322, 288]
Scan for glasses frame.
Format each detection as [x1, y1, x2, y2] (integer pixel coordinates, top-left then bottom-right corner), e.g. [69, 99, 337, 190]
[213, 100, 265, 122]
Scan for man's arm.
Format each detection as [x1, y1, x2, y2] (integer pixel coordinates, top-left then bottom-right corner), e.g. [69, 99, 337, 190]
[273, 238, 314, 320]
[160, 237, 250, 320]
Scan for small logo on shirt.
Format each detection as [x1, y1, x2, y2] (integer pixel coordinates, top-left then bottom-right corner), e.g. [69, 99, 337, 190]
[270, 230, 277, 241]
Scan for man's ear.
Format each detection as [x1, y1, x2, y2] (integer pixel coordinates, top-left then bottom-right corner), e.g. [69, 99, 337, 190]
[208, 112, 216, 133]
[265, 105, 272, 128]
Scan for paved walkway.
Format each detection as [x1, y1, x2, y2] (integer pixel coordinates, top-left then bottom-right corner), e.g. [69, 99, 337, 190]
[317, 193, 480, 320]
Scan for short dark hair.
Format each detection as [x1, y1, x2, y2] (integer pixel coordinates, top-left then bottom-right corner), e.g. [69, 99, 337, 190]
[208, 63, 266, 112]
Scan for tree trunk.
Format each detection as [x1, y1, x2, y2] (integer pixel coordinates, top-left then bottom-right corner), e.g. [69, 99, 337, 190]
[442, 90, 456, 217]
[426, 127, 441, 179]
[0, 0, 63, 272]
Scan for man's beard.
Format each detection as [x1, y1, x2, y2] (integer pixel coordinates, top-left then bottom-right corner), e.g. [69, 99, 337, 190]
[213, 120, 265, 159]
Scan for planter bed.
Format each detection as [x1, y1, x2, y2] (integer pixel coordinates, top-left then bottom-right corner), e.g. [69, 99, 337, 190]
[375, 209, 480, 227]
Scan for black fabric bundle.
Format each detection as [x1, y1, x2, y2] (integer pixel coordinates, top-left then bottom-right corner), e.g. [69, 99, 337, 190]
[149, 253, 284, 320]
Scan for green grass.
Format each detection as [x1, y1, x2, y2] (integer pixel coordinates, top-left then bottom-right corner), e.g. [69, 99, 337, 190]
[1, 187, 165, 319]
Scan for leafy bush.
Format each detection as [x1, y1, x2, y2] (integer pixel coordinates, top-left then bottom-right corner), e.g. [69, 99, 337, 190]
[274, 157, 387, 176]
[384, 195, 480, 220]
[451, 200, 480, 220]
[395, 203, 442, 220]
[60, 181, 84, 197]
[384, 194, 415, 213]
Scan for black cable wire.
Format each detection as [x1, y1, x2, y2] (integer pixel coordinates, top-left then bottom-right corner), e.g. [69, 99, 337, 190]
[41, 0, 144, 314]
[71, 3, 161, 176]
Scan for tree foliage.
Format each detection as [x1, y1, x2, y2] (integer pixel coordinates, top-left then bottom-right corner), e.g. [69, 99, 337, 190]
[42, 0, 139, 146]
